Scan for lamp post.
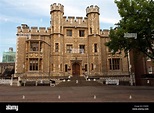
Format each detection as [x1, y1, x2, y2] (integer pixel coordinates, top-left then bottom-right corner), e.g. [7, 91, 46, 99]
[127, 50, 135, 86]
[124, 32, 137, 86]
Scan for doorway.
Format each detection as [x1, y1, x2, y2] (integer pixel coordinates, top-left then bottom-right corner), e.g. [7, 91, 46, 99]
[72, 63, 80, 76]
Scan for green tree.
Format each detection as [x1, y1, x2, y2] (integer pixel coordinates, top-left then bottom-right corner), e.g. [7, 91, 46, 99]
[105, 0, 154, 59]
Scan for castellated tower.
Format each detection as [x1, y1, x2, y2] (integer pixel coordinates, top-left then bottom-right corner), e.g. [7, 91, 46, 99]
[50, 3, 64, 34]
[86, 5, 101, 75]
[86, 5, 100, 35]
[50, 3, 64, 76]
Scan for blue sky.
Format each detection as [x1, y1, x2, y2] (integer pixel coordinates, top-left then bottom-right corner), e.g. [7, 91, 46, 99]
[0, 0, 121, 62]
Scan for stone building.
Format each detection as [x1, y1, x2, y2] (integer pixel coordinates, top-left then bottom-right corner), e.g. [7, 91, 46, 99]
[15, 3, 129, 79]
[0, 47, 15, 78]
[2, 47, 16, 63]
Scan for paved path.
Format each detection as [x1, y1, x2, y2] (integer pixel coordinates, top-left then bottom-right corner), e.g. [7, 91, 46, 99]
[0, 85, 154, 102]
[1, 84, 154, 112]
[1, 76, 153, 102]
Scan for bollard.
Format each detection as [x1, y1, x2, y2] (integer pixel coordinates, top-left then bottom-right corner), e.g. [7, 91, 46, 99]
[22, 95, 25, 99]
[58, 95, 61, 99]
[76, 80, 78, 83]
[129, 95, 132, 99]
[94, 95, 96, 99]
[35, 81, 38, 86]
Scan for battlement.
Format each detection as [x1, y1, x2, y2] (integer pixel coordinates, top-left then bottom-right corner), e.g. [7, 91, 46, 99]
[50, 3, 64, 13]
[63, 16, 87, 27]
[64, 16, 87, 22]
[100, 29, 110, 36]
[86, 5, 100, 16]
[17, 24, 51, 34]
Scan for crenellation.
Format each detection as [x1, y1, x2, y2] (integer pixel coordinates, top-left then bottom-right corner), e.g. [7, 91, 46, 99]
[100, 29, 103, 35]
[63, 16, 87, 27]
[76, 17, 83, 19]
[21, 26, 29, 33]
[100, 29, 110, 37]
[103, 29, 109, 34]
[47, 27, 51, 33]
[31, 27, 38, 33]
[84, 17, 88, 21]
[50, 3, 64, 13]
[76, 17, 83, 22]
[67, 16, 75, 23]
[21, 24, 28, 28]
[17, 25, 50, 34]
[39, 27, 46, 33]
[17, 26, 22, 33]
[86, 5, 99, 15]
[68, 16, 75, 19]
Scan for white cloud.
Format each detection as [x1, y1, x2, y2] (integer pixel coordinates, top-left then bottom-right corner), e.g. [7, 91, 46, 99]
[1, 0, 120, 23]
[1, 0, 121, 26]
[100, 16, 120, 24]
[0, 14, 32, 24]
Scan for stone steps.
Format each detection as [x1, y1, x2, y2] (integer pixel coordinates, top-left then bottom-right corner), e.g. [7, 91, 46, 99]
[56, 76, 103, 87]
[10, 79, 18, 86]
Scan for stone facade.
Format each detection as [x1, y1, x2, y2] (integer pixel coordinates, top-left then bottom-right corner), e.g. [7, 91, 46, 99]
[15, 3, 129, 78]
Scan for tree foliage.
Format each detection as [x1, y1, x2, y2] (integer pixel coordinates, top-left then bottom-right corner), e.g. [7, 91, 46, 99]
[105, 0, 154, 59]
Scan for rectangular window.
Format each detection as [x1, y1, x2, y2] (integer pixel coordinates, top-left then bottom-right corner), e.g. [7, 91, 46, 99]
[66, 44, 73, 53]
[60, 64, 62, 71]
[79, 45, 85, 54]
[39, 59, 42, 71]
[55, 43, 59, 52]
[90, 27, 92, 34]
[29, 58, 38, 71]
[109, 59, 112, 70]
[91, 63, 94, 70]
[109, 58, 120, 70]
[65, 64, 68, 72]
[79, 30, 85, 37]
[94, 43, 97, 52]
[30, 42, 39, 51]
[148, 67, 152, 74]
[8, 55, 14, 62]
[67, 30, 72, 36]
[85, 64, 87, 71]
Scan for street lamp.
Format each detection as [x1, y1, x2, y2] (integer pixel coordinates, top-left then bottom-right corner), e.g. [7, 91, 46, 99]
[124, 32, 137, 86]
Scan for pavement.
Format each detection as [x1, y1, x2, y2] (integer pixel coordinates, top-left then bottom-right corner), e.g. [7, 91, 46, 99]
[1, 76, 154, 112]
[0, 77, 154, 102]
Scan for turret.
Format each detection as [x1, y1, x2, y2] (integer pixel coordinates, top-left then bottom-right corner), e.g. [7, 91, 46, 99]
[50, 3, 64, 34]
[86, 5, 100, 35]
